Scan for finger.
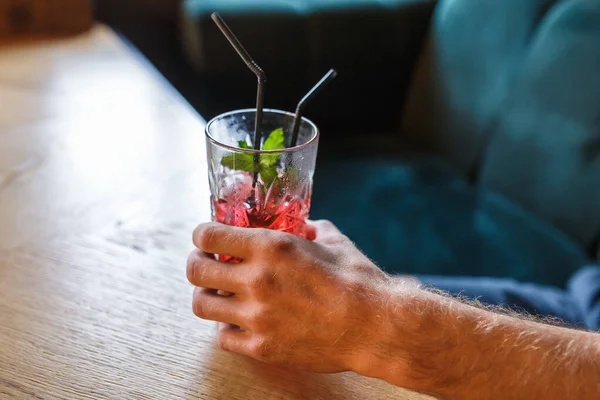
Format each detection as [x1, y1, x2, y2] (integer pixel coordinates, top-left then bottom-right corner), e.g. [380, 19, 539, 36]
[309, 220, 344, 243]
[305, 223, 317, 241]
[309, 219, 342, 235]
[187, 249, 243, 293]
[217, 323, 255, 355]
[193, 222, 257, 258]
[192, 287, 245, 327]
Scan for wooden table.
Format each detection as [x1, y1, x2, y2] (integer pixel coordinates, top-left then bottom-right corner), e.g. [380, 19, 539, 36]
[0, 25, 431, 400]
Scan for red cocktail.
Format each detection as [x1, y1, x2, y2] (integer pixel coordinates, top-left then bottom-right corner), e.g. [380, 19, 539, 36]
[205, 109, 319, 261]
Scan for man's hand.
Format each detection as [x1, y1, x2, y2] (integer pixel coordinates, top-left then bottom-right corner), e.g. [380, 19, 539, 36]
[186, 220, 393, 373]
[187, 223, 600, 400]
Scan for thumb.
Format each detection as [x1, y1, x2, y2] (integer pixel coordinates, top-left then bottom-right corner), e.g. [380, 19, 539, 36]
[305, 223, 317, 241]
[307, 220, 343, 243]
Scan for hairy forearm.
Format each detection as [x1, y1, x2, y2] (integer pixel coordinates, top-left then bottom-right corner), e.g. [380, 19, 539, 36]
[356, 280, 600, 399]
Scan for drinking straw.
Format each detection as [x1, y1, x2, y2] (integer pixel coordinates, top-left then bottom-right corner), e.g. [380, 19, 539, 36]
[211, 13, 266, 152]
[290, 69, 338, 147]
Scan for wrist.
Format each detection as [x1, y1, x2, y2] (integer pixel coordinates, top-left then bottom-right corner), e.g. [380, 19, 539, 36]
[346, 278, 422, 387]
[349, 280, 476, 394]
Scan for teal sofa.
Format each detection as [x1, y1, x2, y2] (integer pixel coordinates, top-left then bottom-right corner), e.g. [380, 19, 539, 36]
[180, 0, 600, 286]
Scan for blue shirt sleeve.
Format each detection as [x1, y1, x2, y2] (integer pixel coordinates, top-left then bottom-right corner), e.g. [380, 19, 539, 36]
[567, 266, 600, 331]
[419, 267, 600, 331]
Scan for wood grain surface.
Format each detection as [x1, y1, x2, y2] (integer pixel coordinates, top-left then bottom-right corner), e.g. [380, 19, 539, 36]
[0, 25, 432, 399]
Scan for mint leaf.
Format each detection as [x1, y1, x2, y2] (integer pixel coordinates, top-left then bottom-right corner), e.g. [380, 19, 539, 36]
[259, 128, 285, 169]
[260, 154, 278, 169]
[238, 140, 252, 149]
[221, 153, 257, 172]
[262, 128, 284, 151]
[220, 128, 285, 187]
[259, 165, 278, 187]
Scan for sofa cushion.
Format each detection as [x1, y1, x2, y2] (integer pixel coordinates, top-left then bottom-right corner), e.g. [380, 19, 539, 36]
[402, 0, 557, 173]
[480, 0, 600, 250]
[311, 156, 587, 286]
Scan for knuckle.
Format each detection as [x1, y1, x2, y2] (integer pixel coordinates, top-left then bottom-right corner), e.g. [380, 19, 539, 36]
[249, 338, 272, 360]
[253, 229, 275, 253]
[198, 225, 218, 250]
[192, 294, 208, 319]
[271, 234, 296, 255]
[248, 268, 277, 293]
[186, 252, 204, 284]
[217, 333, 231, 352]
[186, 253, 196, 283]
[246, 306, 271, 331]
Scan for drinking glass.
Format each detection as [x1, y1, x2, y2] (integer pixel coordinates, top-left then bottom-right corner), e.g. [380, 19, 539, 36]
[205, 109, 319, 259]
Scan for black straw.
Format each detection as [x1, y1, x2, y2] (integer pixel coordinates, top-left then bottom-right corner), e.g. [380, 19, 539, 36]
[290, 69, 337, 147]
[211, 13, 266, 152]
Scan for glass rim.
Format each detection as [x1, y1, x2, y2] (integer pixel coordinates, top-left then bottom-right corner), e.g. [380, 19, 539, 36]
[205, 108, 320, 154]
